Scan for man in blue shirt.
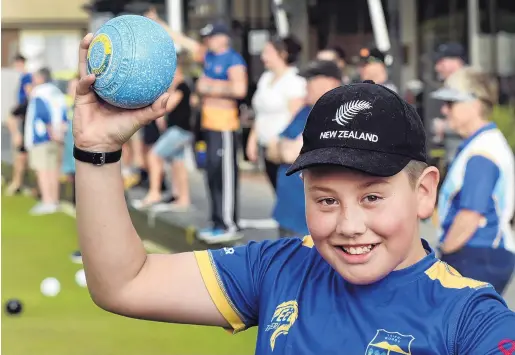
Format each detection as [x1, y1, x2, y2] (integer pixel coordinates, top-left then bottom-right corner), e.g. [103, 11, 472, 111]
[25, 67, 68, 215]
[431, 66, 515, 295]
[72, 33, 515, 355]
[6, 54, 32, 196]
[266, 60, 343, 237]
[146, 9, 248, 243]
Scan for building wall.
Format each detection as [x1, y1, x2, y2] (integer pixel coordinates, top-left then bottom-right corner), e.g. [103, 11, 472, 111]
[2, 0, 89, 26]
[1, 0, 88, 69]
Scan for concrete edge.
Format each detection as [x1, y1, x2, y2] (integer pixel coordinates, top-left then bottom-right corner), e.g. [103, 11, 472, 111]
[1, 162, 232, 253]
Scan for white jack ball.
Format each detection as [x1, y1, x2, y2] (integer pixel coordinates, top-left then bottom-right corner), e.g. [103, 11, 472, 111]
[40, 277, 61, 297]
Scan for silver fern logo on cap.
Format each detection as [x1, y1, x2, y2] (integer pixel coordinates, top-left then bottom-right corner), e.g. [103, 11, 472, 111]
[333, 100, 372, 126]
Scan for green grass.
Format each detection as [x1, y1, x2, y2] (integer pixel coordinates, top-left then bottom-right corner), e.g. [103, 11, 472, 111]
[1, 193, 257, 355]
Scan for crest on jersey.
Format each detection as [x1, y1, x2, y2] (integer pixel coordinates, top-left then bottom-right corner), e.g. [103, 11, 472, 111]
[214, 65, 222, 74]
[265, 300, 299, 351]
[365, 329, 415, 355]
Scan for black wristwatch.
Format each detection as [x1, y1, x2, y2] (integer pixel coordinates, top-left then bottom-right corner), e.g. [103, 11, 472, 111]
[73, 145, 122, 166]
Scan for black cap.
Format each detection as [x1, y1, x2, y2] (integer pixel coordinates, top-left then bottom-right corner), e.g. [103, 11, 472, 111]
[433, 42, 467, 63]
[199, 23, 231, 37]
[299, 60, 343, 81]
[286, 80, 427, 177]
[358, 47, 386, 64]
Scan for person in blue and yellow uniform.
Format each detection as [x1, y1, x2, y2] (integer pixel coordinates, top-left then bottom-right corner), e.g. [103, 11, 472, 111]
[145, 9, 248, 243]
[431, 67, 515, 295]
[72, 32, 515, 355]
[6, 54, 32, 195]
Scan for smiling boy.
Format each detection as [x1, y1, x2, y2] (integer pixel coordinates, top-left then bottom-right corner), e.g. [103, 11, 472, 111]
[73, 31, 515, 355]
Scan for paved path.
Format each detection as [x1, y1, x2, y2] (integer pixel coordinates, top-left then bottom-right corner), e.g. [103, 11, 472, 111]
[2, 126, 514, 309]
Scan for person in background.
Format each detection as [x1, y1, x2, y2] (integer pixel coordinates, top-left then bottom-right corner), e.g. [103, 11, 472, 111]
[316, 45, 350, 84]
[431, 43, 467, 165]
[247, 35, 305, 192]
[61, 75, 83, 264]
[146, 9, 248, 243]
[265, 60, 343, 237]
[24, 67, 68, 215]
[358, 47, 397, 93]
[132, 59, 193, 211]
[431, 67, 515, 295]
[6, 54, 32, 195]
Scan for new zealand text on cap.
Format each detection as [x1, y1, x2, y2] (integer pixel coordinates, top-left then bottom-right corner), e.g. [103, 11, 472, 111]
[286, 81, 427, 177]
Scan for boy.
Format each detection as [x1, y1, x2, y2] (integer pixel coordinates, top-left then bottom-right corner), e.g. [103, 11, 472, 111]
[73, 33, 514, 355]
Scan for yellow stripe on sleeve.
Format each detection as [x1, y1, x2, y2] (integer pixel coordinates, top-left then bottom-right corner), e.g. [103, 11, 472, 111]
[425, 261, 489, 289]
[193, 250, 246, 333]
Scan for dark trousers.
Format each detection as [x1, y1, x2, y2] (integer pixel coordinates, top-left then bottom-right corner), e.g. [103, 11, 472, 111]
[205, 130, 239, 231]
[260, 146, 279, 192]
[264, 158, 279, 192]
[440, 246, 515, 295]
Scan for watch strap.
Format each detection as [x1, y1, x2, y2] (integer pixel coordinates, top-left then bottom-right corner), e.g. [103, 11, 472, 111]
[73, 145, 122, 166]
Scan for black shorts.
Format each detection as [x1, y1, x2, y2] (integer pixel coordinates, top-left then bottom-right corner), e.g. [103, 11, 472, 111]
[12, 110, 27, 153]
[143, 121, 161, 146]
[11, 102, 28, 118]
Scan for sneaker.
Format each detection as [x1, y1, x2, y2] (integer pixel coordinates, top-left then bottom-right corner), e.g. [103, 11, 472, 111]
[29, 202, 59, 216]
[131, 198, 161, 210]
[198, 228, 243, 244]
[150, 203, 193, 213]
[70, 250, 83, 264]
[5, 183, 22, 196]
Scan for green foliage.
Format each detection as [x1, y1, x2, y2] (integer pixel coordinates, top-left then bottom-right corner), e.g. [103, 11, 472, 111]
[490, 105, 515, 152]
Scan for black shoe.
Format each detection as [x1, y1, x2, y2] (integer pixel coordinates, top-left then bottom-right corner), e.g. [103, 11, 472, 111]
[162, 195, 177, 203]
[70, 250, 82, 264]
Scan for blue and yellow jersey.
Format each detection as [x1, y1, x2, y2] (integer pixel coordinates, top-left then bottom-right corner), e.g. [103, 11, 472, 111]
[438, 123, 515, 252]
[201, 49, 246, 132]
[194, 237, 515, 354]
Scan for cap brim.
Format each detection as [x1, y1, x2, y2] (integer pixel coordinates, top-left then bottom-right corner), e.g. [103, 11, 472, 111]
[285, 147, 412, 177]
[299, 70, 341, 81]
[298, 69, 317, 79]
[430, 87, 474, 102]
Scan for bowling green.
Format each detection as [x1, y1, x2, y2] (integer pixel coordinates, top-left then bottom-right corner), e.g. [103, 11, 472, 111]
[1, 192, 257, 355]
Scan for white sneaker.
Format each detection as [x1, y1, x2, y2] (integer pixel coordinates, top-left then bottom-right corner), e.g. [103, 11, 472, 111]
[29, 203, 59, 216]
[198, 228, 244, 244]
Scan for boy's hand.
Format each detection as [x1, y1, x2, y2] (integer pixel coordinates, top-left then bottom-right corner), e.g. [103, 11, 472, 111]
[72, 34, 170, 153]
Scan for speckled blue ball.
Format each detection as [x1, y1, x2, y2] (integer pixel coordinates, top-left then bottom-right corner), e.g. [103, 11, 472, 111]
[87, 15, 177, 109]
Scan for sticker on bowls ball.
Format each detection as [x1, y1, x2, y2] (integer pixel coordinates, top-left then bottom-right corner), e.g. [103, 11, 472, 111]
[87, 33, 113, 78]
[75, 269, 87, 288]
[40, 277, 61, 297]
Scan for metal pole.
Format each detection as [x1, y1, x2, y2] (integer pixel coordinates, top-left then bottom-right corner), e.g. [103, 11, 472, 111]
[166, 0, 184, 52]
[467, 0, 479, 67]
[272, 0, 290, 38]
[367, 0, 391, 53]
[387, 0, 402, 91]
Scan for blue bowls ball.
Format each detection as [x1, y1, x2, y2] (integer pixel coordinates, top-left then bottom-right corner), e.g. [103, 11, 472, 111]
[87, 15, 177, 109]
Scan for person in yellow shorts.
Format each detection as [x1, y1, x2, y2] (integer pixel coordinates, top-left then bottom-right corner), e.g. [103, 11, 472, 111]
[146, 10, 248, 243]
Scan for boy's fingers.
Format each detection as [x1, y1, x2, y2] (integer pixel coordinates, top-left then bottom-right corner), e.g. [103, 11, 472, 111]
[78, 33, 94, 79]
[135, 93, 170, 124]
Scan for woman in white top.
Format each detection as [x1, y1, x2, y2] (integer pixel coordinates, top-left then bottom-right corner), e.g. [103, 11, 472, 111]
[247, 36, 306, 191]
